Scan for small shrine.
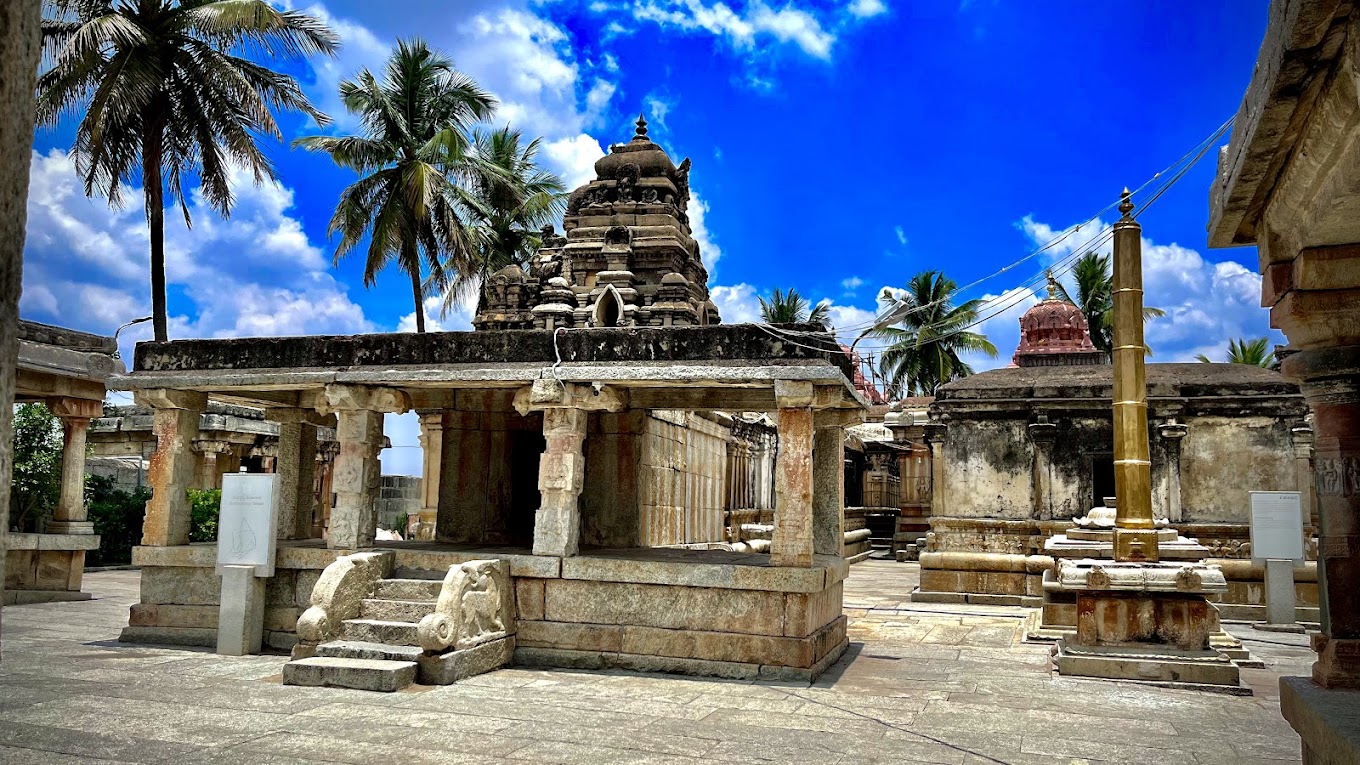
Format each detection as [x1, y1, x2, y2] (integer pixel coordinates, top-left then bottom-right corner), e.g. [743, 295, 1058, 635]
[474, 115, 720, 330]
[1011, 275, 1107, 367]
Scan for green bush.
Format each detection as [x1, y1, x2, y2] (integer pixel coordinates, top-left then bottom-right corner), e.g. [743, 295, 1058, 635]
[10, 403, 63, 532]
[188, 488, 221, 543]
[85, 474, 149, 566]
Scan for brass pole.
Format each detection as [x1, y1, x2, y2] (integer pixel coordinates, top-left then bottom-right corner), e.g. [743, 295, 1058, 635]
[1111, 189, 1159, 562]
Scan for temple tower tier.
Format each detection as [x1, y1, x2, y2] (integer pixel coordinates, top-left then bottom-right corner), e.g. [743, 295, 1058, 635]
[474, 115, 720, 330]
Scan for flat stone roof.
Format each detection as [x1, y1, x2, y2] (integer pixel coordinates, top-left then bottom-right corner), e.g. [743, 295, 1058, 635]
[117, 325, 868, 411]
[937, 363, 1305, 403]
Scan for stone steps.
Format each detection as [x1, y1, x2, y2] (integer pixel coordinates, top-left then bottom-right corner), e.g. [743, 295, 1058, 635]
[282, 656, 417, 692]
[316, 640, 423, 663]
[342, 618, 420, 646]
[360, 598, 435, 622]
[373, 578, 442, 601]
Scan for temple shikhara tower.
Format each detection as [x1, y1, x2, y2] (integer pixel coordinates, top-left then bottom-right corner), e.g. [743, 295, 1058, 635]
[475, 116, 720, 330]
[1011, 275, 1107, 367]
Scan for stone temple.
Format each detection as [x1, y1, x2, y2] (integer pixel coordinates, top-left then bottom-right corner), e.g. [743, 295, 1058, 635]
[475, 115, 719, 330]
[109, 121, 866, 691]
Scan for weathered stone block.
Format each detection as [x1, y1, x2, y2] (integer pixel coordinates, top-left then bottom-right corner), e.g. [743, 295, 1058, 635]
[417, 635, 515, 685]
[518, 620, 624, 652]
[140, 566, 221, 606]
[515, 579, 545, 621]
[783, 581, 843, 638]
[283, 656, 417, 692]
[542, 579, 785, 636]
[619, 625, 813, 667]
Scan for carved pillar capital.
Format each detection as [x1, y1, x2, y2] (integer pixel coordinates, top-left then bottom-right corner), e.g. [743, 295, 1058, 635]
[192, 438, 233, 455]
[46, 396, 103, 421]
[134, 388, 207, 411]
[1157, 420, 1189, 441]
[513, 379, 625, 415]
[316, 384, 410, 416]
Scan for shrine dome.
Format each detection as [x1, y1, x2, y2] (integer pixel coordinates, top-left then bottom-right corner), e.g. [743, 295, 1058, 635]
[1011, 275, 1108, 367]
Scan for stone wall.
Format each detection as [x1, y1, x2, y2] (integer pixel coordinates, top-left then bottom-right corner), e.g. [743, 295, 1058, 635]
[376, 475, 421, 533]
[638, 410, 729, 547]
[1178, 416, 1299, 523]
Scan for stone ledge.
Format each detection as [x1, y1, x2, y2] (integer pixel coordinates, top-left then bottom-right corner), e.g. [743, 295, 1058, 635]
[119, 625, 217, 648]
[559, 552, 846, 592]
[6, 533, 102, 551]
[514, 638, 848, 683]
[3, 590, 93, 606]
[1281, 676, 1360, 765]
[393, 549, 560, 579]
[516, 616, 846, 668]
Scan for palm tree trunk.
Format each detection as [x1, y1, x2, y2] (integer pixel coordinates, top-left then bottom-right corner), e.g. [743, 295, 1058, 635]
[142, 109, 168, 343]
[406, 242, 426, 333]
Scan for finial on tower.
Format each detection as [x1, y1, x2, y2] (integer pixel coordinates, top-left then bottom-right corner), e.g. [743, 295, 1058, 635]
[634, 112, 649, 139]
[1045, 269, 1058, 299]
[1118, 187, 1134, 218]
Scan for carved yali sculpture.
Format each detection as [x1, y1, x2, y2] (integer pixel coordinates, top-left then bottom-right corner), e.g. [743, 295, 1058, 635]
[417, 559, 514, 652]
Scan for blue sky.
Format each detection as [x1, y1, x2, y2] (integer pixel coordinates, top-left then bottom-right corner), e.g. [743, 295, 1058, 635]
[22, 0, 1277, 474]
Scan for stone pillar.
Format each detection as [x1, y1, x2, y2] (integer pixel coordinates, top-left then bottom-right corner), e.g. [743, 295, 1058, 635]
[136, 389, 208, 546]
[314, 442, 338, 538]
[1158, 420, 1188, 524]
[513, 380, 624, 558]
[46, 397, 103, 534]
[812, 425, 845, 557]
[1027, 415, 1057, 521]
[1292, 425, 1317, 528]
[1284, 350, 1360, 689]
[924, 423, 947, 518]
[772, 381, 814, 568]
[316, 384, 409, 550]
[192, 439, 231, 490]
[1, 0, 44, 640]
[268, 408, 324, 541]
[416, 411, 444, 541]
[534, 408, 587, 557]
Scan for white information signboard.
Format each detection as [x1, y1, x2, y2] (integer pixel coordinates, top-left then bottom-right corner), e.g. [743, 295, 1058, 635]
[216, 473, 279, 577]
[1249, 491, 1305, 563]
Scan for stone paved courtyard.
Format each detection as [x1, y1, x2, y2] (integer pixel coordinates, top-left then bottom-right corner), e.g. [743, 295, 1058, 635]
[0, 560, 1314, 764]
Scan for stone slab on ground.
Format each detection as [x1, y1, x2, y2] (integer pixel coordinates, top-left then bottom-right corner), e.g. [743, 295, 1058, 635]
[418, 635, 516, 684]
[282, 656, 418, 692]
[0, 563, 1321, 765]
[1054, 640, 1244, 689]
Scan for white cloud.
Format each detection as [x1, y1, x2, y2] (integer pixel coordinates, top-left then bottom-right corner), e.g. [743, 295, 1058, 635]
[20, 150, 375, 361]
[1017, 214, 1283, 362]
[848, 0, 887, 18]
[710, 282, 762, 324]
[397, 291, 477, 334]
[842, 276, 864, 290]
[542, 134, 605, 190]
[630, 0, 837, 60]
[645, 94, 672, 130]
[688, 190, 722, 272]
[894, 225, 907, 247]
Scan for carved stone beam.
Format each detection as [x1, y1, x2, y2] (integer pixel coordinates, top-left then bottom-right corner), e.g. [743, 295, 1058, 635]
[513, 379, 626, 416]
[265, 407, 336, 428]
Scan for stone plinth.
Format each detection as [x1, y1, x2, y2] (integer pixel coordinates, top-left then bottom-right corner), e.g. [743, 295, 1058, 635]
[3, 533, 101, 605]
[1280, 676, 1360, 765]
[1052, 558, 1241, 688]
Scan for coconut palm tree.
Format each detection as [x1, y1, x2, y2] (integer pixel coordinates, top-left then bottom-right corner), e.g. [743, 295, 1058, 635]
[870, 270, 997, 398]
[295, 39, 495, 333]
[38, 0, 338, 342]
[443, 126, 567, 312]
[759, 288, 831, 329]
[1052, 252, 1165, 357]
[1196, 337, 1274, 368]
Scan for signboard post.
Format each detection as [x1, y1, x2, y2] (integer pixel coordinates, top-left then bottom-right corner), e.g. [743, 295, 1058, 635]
[216, 474, 280, 655]
[1248, 491, 1304, 629]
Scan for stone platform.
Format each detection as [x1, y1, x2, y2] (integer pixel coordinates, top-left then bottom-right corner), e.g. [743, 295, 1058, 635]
[121, 541, 849, 682]
[3, 532, 101, 605]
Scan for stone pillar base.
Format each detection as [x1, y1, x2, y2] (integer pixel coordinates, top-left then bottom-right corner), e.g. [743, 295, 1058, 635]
[44, 521, 94, 535]
[1312, 635, 1360, 690]
[1280, 676, 1360, 765]
[1054, 639, 1243, 689]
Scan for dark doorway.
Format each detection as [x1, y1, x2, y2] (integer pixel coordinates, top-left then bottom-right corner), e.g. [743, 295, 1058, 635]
[1090, 454, 1115, 509]
[508, 428, 545, 545]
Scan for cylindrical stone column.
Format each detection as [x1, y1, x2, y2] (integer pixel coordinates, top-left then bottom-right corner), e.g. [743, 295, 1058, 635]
[1110, 189, 1159, 562]
[47, 397, 102, 534]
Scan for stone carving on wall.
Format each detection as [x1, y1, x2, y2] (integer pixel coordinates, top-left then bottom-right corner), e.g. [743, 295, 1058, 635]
[417, 559, 515, 652]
